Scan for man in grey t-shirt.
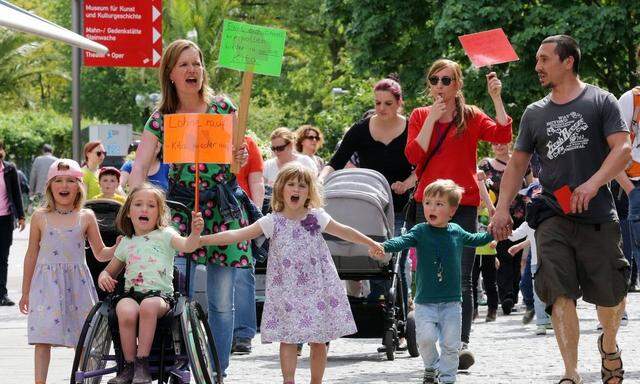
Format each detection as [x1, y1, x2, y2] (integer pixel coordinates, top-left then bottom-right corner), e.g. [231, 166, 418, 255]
[490, 35, 630, 384]
[516, 84, 626, 223]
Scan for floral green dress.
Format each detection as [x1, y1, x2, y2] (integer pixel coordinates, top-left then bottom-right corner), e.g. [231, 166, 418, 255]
[144, 96, 252, 268]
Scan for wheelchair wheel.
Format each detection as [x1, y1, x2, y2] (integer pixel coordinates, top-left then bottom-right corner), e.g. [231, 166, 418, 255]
[181, 301, 223, 384]
[405, 310, 419, 357]
[70, 302, 113, 384]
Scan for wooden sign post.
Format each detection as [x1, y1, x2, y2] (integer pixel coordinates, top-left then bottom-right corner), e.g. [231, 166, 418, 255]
[218, 19, 286, 173]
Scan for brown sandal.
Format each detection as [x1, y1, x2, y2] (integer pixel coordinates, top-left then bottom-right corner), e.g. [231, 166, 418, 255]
[598, 333, 624, 383]
[558, 377, 583, 384]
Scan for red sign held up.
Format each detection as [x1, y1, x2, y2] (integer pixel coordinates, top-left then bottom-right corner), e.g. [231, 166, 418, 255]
[458, 28, 519, 68]
[84, 0, 162, 67]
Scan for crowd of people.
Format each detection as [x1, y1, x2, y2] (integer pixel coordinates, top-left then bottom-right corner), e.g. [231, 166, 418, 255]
[0, 33, 638, 384]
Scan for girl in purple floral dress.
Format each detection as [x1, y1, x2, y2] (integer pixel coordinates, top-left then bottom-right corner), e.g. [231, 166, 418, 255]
[201, 163, 383, 384]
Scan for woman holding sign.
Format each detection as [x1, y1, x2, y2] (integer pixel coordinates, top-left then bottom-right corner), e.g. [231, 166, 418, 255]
[129, 39, 250, 375]
[405, 59, 512, 370]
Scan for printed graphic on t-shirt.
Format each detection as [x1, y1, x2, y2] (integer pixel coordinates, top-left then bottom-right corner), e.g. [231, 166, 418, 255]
[545, 112, 589, 159]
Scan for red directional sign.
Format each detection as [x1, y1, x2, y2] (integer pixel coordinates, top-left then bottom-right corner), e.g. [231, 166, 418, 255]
[83, 0, 162, 67]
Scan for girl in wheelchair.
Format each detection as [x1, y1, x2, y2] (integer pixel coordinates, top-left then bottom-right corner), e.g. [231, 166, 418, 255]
[200, 163, 384, 384]
[97, 183, 203, 384]
[19, 159, 119, 384]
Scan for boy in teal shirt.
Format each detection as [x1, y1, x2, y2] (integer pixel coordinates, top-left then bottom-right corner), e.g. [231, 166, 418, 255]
[373, 179, 492, 383]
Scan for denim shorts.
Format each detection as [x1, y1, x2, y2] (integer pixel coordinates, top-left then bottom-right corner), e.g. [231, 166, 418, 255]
[117, 287, 176, 309]
[534, 216, 629, 312]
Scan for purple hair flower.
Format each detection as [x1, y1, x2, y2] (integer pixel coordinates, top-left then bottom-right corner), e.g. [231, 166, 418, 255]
[301, 214, 320, 235]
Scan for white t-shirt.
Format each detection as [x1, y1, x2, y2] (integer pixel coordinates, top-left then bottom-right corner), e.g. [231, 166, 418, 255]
[257, 208, 331, 238]
[619, 89, 640, 170]
[508, 221, 537, 265]
[263, 153, 318, 186]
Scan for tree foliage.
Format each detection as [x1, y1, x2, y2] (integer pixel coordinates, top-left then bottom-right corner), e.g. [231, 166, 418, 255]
[333, 0, 640, 131]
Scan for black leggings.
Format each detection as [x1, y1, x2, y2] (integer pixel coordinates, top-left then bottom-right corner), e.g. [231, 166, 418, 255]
[496, 240, 523, 306]
[472, 254, 498, 310]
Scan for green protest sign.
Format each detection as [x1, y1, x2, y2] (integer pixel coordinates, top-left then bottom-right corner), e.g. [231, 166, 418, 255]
[218, 19, 286, 77]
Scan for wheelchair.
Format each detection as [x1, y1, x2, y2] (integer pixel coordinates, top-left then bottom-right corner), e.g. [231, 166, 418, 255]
[71, 200, 223, 384]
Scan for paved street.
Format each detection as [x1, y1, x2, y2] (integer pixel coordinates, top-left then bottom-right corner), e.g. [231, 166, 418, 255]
[2, 224, 639, 383]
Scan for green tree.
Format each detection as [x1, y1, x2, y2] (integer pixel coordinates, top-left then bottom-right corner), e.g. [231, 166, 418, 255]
[0, 31, 55, 108]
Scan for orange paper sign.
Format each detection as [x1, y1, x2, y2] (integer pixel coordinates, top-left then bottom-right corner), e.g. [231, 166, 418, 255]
[164, 114, 233, 164]
[458, 28, 519, 68]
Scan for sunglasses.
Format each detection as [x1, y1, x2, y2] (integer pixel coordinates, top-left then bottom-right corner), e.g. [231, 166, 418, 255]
[271, 143, 289, 152]
[304, 135, 320, 141]
[428, 76, 453, 86]
[95, 151, 106, 157]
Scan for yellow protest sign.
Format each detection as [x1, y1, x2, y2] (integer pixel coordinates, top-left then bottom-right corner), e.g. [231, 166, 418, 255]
[164, 114, 233, 164]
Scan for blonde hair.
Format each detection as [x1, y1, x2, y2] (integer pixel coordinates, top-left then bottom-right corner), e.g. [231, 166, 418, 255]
[294, 125, 324, 152]
[41, 162, 86, 213]
[426, 59, 479, 136]
[270, 127, 295, 144]
[116, 183, 170, 237]
[271, 163, 323, 212]
[423, 179, 465, 207]
[158, 39, 213, 114]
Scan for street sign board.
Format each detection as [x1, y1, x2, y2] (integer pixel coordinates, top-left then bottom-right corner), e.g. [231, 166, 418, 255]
[89, 124, 133, 156]
[83, 0, 162, 67]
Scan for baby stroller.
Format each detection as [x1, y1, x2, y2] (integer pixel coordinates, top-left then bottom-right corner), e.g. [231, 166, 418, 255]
[323, 169, 418, 360]
[71, 200, 223, 383]
[84, 199, 122, 301]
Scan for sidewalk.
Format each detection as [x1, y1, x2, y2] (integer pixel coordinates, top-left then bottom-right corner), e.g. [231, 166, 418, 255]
[2, 224, 639, 383]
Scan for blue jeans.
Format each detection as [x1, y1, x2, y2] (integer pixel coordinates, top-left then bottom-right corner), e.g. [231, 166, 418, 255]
[519, 249, 534, 310]
[233, 266, 257, 341]
[531, 263, 550, 326]
[626, 186, 640, 277]
[191, 263, 237, 375]
[415, 302, 461, 383]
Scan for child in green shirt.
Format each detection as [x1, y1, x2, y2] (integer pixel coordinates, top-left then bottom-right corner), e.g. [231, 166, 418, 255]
[373, 179, 492, 383]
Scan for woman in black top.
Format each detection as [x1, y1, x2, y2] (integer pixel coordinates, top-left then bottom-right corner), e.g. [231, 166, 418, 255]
[319, 78, 415, 214]
[319, 78, 415, 337]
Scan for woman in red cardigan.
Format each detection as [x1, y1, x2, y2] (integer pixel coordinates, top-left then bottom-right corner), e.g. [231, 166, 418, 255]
[406, 59, 512, 370]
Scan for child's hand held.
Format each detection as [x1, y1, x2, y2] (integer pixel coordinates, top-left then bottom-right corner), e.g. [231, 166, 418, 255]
[489, 240, 497, 249]
[191, 211, 204, 235]
[98, 271, 117, 293]
[368, 242, 385, 260]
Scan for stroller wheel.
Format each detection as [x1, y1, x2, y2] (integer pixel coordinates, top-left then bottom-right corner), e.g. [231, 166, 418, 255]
[405, 310, 420, 357]
[383, 329, 396, 361]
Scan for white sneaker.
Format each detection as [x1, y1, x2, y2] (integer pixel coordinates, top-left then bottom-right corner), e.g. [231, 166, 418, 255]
[621, 313, 629, 326]
[535, 325, 547, 335]
[597, 312, 628, 330]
